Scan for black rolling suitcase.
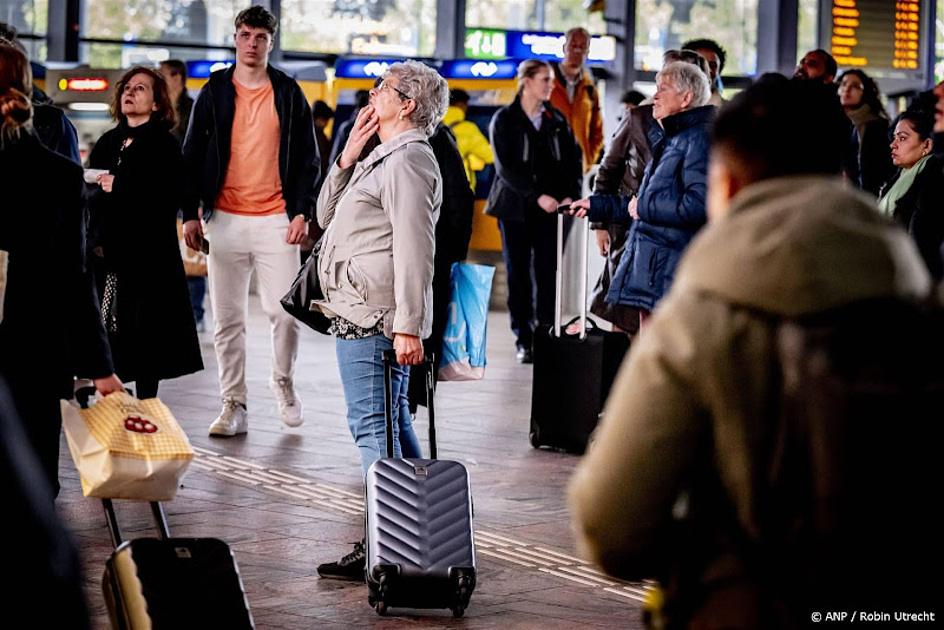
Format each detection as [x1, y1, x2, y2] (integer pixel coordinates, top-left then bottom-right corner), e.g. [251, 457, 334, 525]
[530, 213, 630, 453]
[101, 499, 254, 629]
[364, 352, 476, 618]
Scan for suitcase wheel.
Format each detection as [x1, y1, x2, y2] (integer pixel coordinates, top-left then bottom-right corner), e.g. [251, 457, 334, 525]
[452, 571, 474, 617]
[370, 570, 391, 616]
[529, 430, 541, 449]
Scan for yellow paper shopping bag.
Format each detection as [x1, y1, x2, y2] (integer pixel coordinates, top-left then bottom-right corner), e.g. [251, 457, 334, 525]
[61, 392, 194, 501]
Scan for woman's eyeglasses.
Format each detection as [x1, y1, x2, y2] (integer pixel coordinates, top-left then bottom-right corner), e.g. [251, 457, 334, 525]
[376, 79, 412, 101]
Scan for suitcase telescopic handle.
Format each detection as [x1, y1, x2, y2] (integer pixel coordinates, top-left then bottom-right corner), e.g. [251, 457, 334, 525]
[102, 499, 171, 548]
[382, 350, 437, 459]
[555, 212, 589, 340]
[425, 356, 437, 460]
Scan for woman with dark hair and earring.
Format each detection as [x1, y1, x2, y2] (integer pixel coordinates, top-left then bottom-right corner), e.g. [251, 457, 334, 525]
[837, 69, 894, 195]
[0, 43, 123, 496]
[87, 66, 203, 399]
[878, 108, 944, 279]
[485, 59, 583, 363]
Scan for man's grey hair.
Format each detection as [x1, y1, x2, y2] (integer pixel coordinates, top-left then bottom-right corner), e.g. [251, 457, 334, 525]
[657, 61, 711, 108]
[387, 61, 448, 137]
[565, 27, 590, 44]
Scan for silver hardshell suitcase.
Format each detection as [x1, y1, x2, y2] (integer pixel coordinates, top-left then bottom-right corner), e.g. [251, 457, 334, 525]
[364, 351, 476, 617]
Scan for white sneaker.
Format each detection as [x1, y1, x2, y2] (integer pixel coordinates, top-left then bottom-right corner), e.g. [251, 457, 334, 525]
[270, 377, 304, 428]
[208, 399, 248, 436]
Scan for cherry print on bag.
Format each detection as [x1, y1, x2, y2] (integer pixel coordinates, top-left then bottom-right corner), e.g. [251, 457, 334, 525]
[124, 416, 159, 433]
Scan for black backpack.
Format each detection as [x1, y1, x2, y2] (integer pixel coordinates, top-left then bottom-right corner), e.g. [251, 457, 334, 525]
[656, 296, 944, 629]
[764, 297, 944, 617]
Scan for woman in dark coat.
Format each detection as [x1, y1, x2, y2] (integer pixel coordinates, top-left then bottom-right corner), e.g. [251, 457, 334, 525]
[485, 59, 583, 362]
[878, 109, 944, 279]
[571, 61, 713, 328]
[838, 69, 894, 196]
[408, 120, 474, 411]
[87, 66, 202, 398]
[0, 44, 123, 495]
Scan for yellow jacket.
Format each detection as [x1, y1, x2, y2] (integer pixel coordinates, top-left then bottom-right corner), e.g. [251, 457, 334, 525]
[443, 106, 494, 191]
[550, 63, 603, 173]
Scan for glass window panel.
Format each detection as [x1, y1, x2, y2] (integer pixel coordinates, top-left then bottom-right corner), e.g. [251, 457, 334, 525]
[797, 0, 818, 62]
[1, 0, 48, 34]
[82, 0, 248, 47]
[467, 0, 604, 33]
[542, 3, 605, 33]
[937, 0, 944, 82]
[635, 0, 759, 75]
[280, 0, 436, 57]
[19, 36, 45, 61]
[467, 0, 536, 30]
[80, 42, 232, 69]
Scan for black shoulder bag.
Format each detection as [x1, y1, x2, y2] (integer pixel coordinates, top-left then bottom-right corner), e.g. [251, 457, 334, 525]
[280, 238, 332, 335]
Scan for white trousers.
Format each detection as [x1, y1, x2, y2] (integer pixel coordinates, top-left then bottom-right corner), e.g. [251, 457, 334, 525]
[204, 211, 300, 404]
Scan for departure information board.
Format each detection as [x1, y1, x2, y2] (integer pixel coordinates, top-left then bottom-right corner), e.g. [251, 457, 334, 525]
[822, 0, 927, 81]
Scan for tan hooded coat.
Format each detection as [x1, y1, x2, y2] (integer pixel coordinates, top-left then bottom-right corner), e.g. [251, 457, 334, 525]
[568, 176, 931, 624]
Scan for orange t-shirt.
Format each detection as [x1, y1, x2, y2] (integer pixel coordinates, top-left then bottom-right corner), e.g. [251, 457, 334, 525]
[215, 79, 286, 216]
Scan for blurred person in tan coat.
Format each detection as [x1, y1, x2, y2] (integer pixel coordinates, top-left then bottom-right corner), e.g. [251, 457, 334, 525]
[568, 76, 942, 628]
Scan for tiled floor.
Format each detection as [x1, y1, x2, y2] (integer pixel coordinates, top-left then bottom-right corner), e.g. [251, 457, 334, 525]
[57, 301, 647, 629]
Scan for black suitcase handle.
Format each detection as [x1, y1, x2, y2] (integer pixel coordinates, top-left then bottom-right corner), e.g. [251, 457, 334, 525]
[382, 350, 437, 459]
[559, 315, 600, 337]
[102, 499, 171, 548]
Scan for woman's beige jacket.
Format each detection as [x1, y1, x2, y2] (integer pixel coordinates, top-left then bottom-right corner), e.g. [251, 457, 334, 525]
[315, 128, 441, 339]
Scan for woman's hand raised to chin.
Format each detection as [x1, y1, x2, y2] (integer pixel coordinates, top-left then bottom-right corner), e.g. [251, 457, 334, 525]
[339, 105, 380, 170]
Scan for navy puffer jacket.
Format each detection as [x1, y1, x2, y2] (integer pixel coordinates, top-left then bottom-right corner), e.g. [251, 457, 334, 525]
[591, 105, 713, 312]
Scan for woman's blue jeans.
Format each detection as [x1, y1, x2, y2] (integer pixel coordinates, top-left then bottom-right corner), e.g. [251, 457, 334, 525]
[336, 334, 422, 476]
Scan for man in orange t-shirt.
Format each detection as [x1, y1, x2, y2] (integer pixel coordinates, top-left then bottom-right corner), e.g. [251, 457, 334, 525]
[182, 6, 321, 436]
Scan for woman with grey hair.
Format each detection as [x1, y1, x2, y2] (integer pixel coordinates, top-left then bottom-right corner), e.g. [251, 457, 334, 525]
[314, 60, 449, 580]
[570, 61, 713, 329]
[576, 50, 712, 336]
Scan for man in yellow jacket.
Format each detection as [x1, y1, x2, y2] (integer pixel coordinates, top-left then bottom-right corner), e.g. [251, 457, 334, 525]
[442, 89, 493, 191]
[550, 27, 603, 173]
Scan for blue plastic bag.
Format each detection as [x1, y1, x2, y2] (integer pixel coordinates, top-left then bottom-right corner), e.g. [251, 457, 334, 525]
[438, 263, 495, 381]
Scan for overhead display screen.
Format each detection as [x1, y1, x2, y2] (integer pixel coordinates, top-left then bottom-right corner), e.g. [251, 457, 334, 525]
[822, 0, 927, 80]
[465, 28, 616, 66]
[439, 59, 519, 80]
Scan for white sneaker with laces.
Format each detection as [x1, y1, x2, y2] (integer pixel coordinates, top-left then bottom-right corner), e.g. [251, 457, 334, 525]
[208, 399, 248, 436]
[271, 377, 303, 428]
